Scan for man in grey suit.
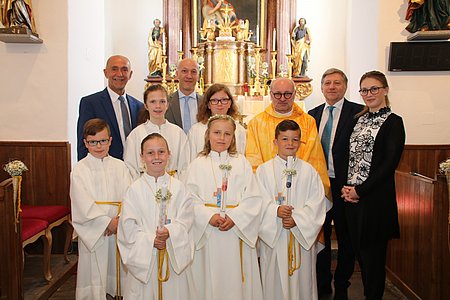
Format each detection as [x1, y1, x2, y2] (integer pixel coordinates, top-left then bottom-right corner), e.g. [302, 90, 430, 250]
[308, 68, 364, 300]
[165, 58, 203, 133]
[77, 55, 143, 160]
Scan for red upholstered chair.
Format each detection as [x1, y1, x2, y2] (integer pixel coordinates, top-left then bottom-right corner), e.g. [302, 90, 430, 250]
[21, 205, 73, 263]
[21, 218, 52, 281]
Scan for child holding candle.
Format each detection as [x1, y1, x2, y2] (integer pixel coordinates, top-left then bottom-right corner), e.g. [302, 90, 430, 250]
[184, 114, 263, 300]
[118, 133, 196, 299]
[256, 120, 327, 300]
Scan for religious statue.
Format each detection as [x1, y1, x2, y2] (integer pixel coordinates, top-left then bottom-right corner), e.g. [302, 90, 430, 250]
[291, 18, 311, 77]
[200, 18, 217, 41]
[0, 0, 37, 33]
[234, 19, 252, 41]
[148, 18, 165, 77]
[405, 0, 450, 33]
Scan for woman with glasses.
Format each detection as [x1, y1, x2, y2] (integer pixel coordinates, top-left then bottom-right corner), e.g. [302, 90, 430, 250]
[341, 70, 405, 300]
[187, 83, 246, 161]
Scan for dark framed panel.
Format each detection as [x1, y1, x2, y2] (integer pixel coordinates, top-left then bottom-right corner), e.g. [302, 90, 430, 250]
[389, 41, 450, 72]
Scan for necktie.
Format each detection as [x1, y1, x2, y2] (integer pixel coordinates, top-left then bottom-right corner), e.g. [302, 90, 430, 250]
[119, 96, 132, 137]
[183, 96, 192, 134]
[321, 105, 335, 166]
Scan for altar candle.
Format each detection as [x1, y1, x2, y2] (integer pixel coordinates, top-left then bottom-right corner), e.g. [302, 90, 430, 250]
[256, 25, 260, 46]
[193, 29, 198, 48]
[179, 30, 183, 51]
[272, 28, 276, 51]
[162, 31, 166, 55]
[287, 33, 291, 55]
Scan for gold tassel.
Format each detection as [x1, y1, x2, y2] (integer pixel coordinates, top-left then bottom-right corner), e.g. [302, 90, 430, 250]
[158, 249, 170, 300]
[288, 232, 301, 276]
[240, 239, 244, 283]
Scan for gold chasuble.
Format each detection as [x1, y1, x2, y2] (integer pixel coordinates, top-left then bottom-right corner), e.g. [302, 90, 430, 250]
[246, 103, 331, 200]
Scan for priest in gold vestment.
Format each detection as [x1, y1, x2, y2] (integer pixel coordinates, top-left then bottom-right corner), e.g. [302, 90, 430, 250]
[246, 78, 331, 200]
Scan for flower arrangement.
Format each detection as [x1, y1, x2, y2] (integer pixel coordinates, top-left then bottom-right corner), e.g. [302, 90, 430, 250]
[219, 164, 232, 172]
[3, 160, 28, 176]
[283, 169, 297, 177]
[155, 188, 172, 204]
[439, 158, 450, 175]
[169, 64, 177, 78]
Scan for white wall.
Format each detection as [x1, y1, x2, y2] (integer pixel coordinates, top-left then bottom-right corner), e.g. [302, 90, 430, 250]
[0, 0, 68, 140]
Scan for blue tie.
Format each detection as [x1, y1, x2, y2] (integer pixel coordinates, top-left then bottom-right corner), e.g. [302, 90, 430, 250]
[183, 96, 192, 134]
[321, 105, 335, 166]
[119, 95, 131, 137]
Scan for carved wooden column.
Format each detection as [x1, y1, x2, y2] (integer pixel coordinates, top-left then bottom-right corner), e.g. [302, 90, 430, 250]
[164, 0, 183, 66]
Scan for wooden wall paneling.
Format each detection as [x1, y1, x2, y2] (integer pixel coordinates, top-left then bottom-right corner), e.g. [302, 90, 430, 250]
[397, 145, 450, 179]
[0, 179, 24, 300]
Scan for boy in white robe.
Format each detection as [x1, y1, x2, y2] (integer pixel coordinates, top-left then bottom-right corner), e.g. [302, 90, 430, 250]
[118, 133, 196, 299]
[256, 119, 327, 300]
[70, 118, 132, 299]
[184, 114, 263, 300]
[124, 84, 190, 180]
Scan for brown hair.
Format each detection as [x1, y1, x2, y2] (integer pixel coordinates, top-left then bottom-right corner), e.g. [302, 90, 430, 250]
[357, 70, 390, 117]
[197, 83, 240, 123]
[138, 84, 169, 125]
[275, 119, 301, 139]
[83, 118, 111, 139]
[199, 115, 238, 156]
[140, 132, 170, 155]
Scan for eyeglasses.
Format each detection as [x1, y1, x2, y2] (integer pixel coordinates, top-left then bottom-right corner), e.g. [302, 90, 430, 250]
[85, 139, 110, 146]
[209, 98, 230, 105]
[271, 91, 294, 100]
[359, 86, 385, 96]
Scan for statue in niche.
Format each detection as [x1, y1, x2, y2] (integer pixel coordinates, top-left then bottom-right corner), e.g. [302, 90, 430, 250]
[291, 18, 311, 77]
[148, 18, 164, 77]
[405, 0, 450, 33]
[0, 0, 37, 33]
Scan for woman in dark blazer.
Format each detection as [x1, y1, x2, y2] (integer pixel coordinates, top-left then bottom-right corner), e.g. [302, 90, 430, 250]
[341, 70, 405, 300]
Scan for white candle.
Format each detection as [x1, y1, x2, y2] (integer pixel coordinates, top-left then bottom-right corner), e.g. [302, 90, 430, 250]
[179, 30, 183, 51]
[272, 28, 276, 51]
[158, 187, 168, 229]
[193, 29, 197, 48]
[287, 33, 291, 55]
[256, 25, 260, 46]
[162, 32, 166, 55]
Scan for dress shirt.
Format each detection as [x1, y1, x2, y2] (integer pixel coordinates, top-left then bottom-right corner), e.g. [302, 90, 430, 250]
[178, 91, 198, 127]
[318, 98, 344, 178]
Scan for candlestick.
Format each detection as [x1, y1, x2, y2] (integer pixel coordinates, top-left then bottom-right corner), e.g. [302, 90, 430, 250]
[179, 30, 183, 51]
[272, 28, 276, 51]
[270, 51, 277, 79]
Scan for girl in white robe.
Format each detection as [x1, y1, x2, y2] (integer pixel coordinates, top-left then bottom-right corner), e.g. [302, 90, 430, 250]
[118, 133, 196, 300]
[256, 120, 327, 300]
[70, 119, 132, 300]
[187, 83, 246, 161]
[124, 84, 190, 180]
[184, 114, 263, 300]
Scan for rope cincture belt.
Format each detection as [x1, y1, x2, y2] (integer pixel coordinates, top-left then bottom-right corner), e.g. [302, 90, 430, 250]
[95, 201, 122, 299]
[288, 231, 301, 276]
[204, 203, 244, 283]
[158, 247, 170, 300]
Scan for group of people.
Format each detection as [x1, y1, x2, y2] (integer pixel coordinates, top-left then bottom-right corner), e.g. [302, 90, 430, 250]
[72, 54, 405, 300]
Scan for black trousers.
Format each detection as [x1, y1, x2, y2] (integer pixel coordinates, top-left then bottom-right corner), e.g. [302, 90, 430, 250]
[356, 240, 388, 300]
[316, 178, 355, 295]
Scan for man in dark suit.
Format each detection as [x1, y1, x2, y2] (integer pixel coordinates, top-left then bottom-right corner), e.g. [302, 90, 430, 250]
[165, 58, 203, 133]
[77, 55, 143, 161]
[308, 68, 364, 300]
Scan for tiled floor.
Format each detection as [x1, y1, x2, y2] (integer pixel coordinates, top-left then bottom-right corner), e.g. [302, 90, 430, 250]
[50, 266, 408, 299]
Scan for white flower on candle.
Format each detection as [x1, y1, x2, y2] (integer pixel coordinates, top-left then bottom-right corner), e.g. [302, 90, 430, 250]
[155, 188, 172, 204]
[219, 164, 232, 172]
[283, 169, 297, 177]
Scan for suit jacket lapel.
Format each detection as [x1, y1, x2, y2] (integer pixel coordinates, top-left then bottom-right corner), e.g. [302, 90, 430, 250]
[334, 99, 352, 144]
[126, 95, 139, 127]
[171, 91, 182, 126]
[100, 88, 120, 138]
